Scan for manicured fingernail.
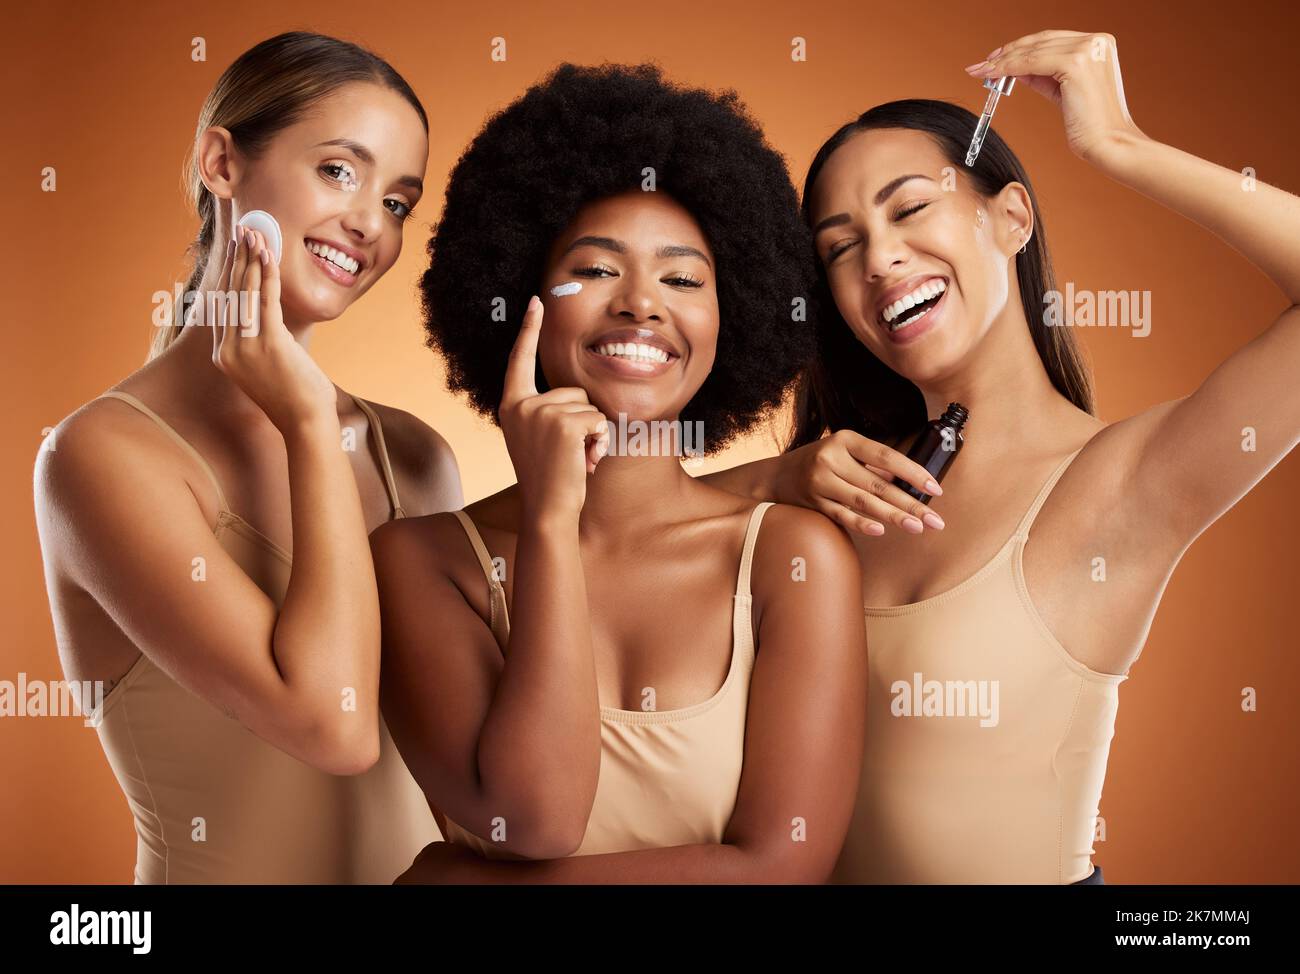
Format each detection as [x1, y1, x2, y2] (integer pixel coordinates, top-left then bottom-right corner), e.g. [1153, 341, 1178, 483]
[903, 516, 924, 534]
[923, 512, 945, 530]
[926, 479, 942, 495]
[987, 46, 1003, 59]
[964, 61, 987, 72]
[228, 239, 236, 256]
[260, 248, 269, 265]
[527, 295, 539, 311]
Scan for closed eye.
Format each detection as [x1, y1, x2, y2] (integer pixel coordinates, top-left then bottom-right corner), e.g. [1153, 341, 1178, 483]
[826, 239, 859, 263]
[826, 202, 931, 264]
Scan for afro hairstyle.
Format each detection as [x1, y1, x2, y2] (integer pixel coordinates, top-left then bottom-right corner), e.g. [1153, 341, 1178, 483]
[420, 61, 817, 455]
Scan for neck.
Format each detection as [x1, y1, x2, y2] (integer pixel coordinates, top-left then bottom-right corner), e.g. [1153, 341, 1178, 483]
[577, 432, 699, 539]
[915, 301, 1078, 465]
[161, 276, 336, 428]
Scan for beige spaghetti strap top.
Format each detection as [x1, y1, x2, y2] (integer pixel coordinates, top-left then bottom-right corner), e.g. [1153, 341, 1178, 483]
[832, 446, 1128, 884]
[88, 389, 438, 883]
[441, 501, 774, 858]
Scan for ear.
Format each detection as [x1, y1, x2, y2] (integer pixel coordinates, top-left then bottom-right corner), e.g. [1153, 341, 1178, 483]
[992, 181, 1034, 257]
[195, 126, 242, 203]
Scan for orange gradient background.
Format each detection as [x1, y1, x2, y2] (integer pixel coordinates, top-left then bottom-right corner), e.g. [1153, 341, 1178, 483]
[3, 0, 1297, 883]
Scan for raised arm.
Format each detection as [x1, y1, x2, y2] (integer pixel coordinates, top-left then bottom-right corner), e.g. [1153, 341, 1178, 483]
[395, 504, 868, 883]
[34, 230, 382, 774]
[375, 296, 610, 860]
[973, 32, 1300, 550]
[35, 402, 380, 775]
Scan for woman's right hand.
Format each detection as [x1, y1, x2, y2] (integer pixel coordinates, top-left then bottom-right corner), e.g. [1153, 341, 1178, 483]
[499, 295, 610, 523]
[775, 429, 949, 537]
[211, 226, 339, 432]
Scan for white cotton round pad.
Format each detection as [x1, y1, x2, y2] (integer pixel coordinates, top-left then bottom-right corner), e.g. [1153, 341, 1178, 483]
[237, 209, 282, 264]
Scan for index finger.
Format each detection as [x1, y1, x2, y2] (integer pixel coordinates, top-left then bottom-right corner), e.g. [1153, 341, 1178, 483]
[839, 431, 943, 498]
[502, 295, 543, 405]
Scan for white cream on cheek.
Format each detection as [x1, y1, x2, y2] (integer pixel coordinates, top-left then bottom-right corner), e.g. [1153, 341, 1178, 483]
[550, 281, 582, 297]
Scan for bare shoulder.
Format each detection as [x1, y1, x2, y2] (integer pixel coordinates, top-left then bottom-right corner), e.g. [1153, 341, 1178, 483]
[354, 397, 464, 516]
[369, 507, 465, 574]
[747, 502, 862, 606]
[33, 392, 210, 587]
[36, 393, 192, 513]
[743, 502, 865, 678]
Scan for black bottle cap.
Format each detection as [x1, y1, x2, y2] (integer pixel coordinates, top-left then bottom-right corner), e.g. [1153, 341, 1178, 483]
[939, 402, 969, 429]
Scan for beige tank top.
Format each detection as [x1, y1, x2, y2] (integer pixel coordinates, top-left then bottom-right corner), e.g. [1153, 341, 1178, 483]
[832, 446, 1128, 884]
[440, 501, 773, 858]
[89, 389, 440, 883]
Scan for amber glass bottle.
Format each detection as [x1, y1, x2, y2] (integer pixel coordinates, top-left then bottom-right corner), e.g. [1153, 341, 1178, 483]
[892, 403, 968, 504]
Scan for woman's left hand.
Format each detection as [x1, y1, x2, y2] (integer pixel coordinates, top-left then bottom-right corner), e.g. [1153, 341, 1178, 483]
[966, 30, 1146, 165]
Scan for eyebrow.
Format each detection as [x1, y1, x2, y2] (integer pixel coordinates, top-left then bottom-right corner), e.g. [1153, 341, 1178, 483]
[562, 235, 712, 268]
[811, 173, 934, 235]
[314, 138, 424, 192]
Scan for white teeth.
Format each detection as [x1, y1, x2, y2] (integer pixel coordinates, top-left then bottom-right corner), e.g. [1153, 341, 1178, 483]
[882, 279, 946, 323]
[306, 240, 359, 275]
[890, 308, 929, 331]
[594, 342, 671, 364]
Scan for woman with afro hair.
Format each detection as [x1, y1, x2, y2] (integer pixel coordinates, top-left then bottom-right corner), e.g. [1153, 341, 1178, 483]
[371, 62, 901, 882]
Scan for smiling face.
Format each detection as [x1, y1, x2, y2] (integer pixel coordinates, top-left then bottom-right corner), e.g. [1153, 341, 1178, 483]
[537, 189, 719, 425]
[807, 127, 1031, 386]
[223, 82, 428, 326]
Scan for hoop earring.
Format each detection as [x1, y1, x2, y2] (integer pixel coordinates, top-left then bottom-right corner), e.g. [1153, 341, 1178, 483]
[1019, 241, 1028, 255]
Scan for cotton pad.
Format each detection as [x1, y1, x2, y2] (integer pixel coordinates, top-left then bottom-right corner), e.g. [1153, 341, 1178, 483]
[237, 209, 282, 264]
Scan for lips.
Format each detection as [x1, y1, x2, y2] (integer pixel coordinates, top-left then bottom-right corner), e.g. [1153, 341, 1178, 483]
[585, 327, 681, 360]
[879, 283, 947, 345]
[874, 274, 948, 324]
[303, 239, 365, 287]
[582, 326, 681, 378]
[304, 237, 368, 279]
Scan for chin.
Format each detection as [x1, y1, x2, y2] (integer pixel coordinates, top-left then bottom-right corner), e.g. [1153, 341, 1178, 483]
[898, 345, 967, 387]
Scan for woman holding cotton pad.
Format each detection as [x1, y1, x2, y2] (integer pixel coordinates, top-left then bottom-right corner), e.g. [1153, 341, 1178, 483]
[33, 31, 460, 883]
[377, 62, 871, 882]
[702, 30, 1300, 883]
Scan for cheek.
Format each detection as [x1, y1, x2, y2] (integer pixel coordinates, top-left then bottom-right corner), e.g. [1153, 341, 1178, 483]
[535, 307, 588, 375]
[678, 299, 719, 369]
[964, 245, 1009, 321]
[381, 234, 402, 268]
[827, 272, 882, 349]
[540, 291, 595, 334]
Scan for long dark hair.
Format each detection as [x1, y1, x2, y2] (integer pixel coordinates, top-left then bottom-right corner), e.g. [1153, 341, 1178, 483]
[786, 99, 1094, 450]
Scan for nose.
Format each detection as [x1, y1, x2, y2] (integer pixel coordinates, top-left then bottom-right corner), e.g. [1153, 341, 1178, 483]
[864, 228, 910, 284]
[610, 268, 665, 322]
[339, 191, 385, 245]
